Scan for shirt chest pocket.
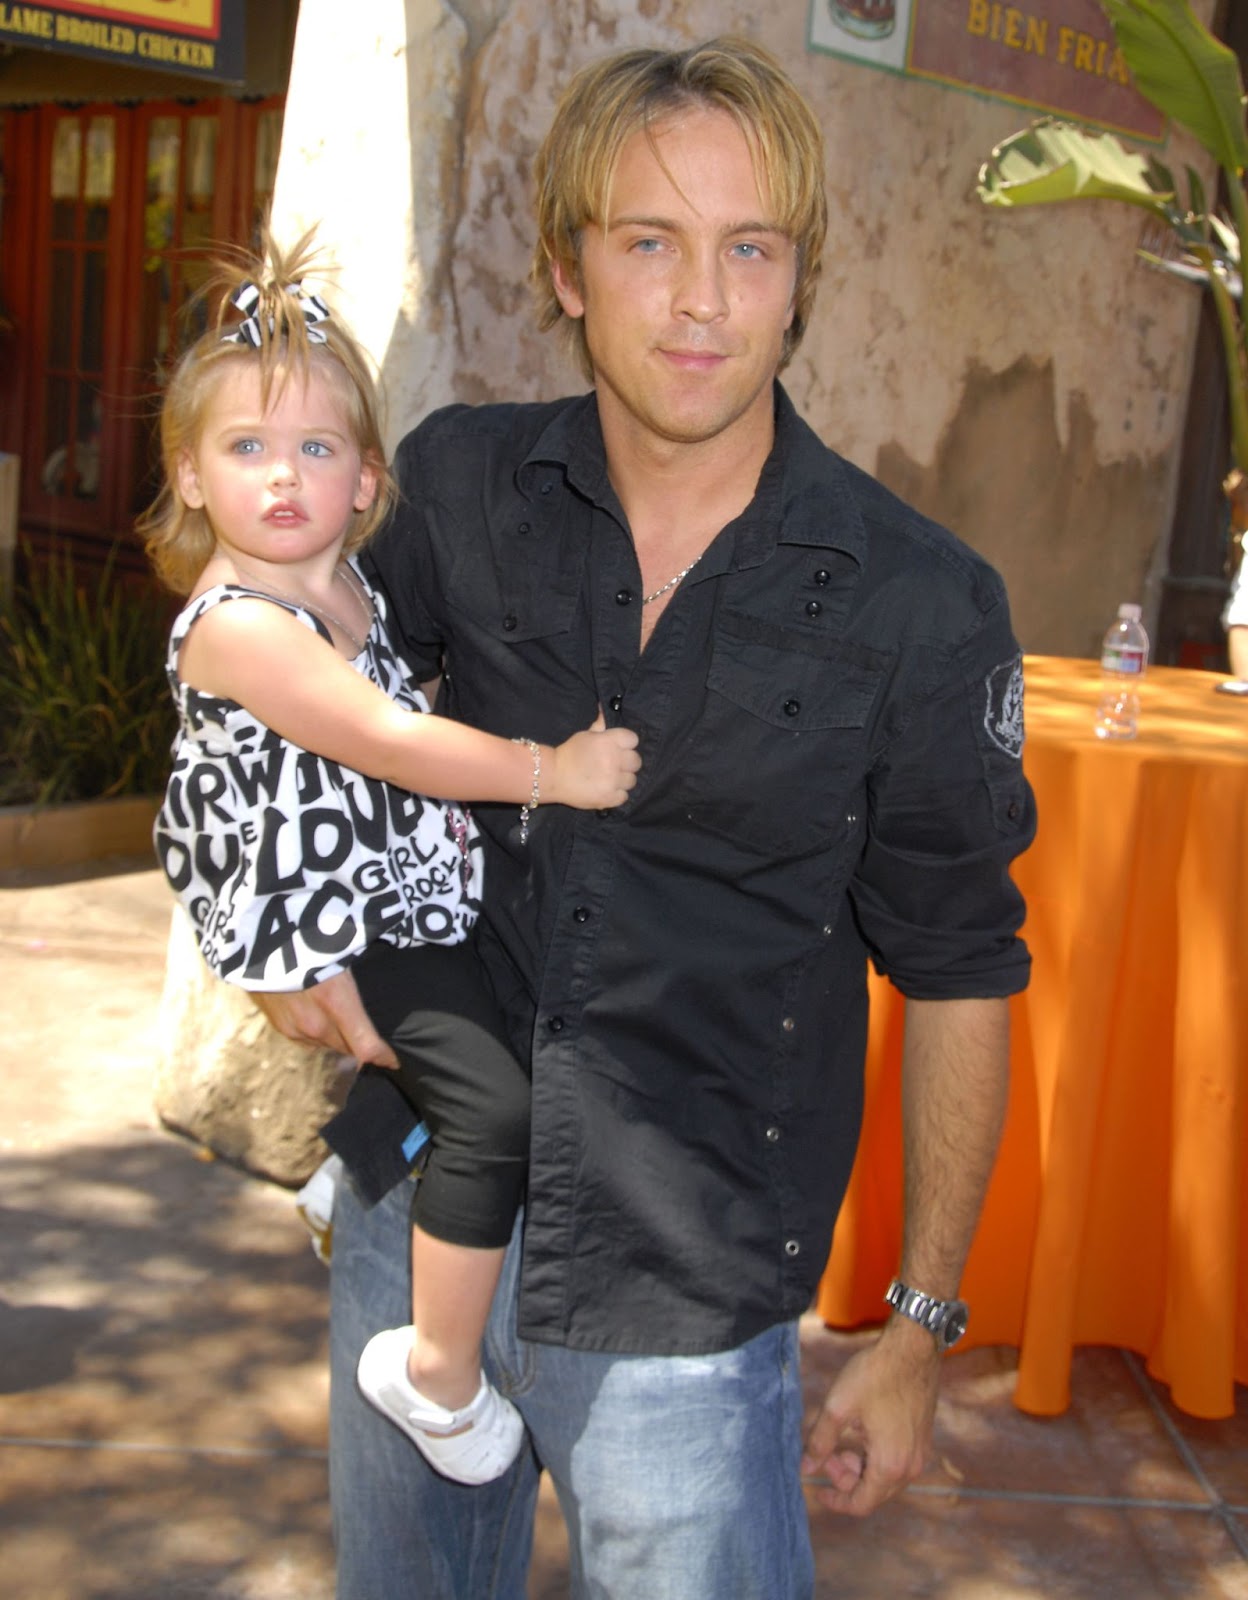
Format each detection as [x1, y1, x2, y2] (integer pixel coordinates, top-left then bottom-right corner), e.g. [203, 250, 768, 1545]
[676, 627, 882, 857]
[445, 552, 581, 645]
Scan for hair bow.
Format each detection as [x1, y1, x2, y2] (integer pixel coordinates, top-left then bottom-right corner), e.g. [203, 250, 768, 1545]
[223, 279, 330, 348]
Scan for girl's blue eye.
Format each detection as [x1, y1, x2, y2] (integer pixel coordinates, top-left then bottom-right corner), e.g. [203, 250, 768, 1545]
[231, 438, 261, 455]
[302, 440, 332, 457]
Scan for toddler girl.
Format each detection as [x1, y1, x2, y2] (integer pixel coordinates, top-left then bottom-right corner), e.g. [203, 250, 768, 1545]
[141, 232, 639, 1485]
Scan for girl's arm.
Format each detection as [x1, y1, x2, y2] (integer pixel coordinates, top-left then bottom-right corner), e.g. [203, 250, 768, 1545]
[178, 597, 640, 809]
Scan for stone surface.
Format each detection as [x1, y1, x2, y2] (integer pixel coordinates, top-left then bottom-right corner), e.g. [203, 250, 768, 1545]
[1, 864, 1245, 1598]
[152, 906, 353, 1187]
[271, 0, 1216, 660]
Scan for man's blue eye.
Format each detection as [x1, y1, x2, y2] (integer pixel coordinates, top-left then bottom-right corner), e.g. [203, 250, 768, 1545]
[731, 243, 762, 259]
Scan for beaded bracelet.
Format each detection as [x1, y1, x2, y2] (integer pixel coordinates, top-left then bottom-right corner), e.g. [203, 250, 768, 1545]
[511, 738, 542, 844]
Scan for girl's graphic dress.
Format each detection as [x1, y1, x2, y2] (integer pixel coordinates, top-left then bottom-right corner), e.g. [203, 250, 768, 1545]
[154, 567, 483, 991]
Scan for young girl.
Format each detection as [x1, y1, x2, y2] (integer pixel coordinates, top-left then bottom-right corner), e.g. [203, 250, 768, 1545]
[140, 232, 640, 1486]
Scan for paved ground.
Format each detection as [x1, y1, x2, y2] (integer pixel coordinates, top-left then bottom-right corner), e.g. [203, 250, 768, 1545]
[1, 858, 1246, 1599]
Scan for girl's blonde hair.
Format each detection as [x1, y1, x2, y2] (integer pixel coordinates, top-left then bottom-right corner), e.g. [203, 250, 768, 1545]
[138, 227, 396, 595]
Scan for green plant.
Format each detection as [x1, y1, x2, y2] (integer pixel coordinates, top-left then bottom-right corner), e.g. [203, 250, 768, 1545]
[976, 0, 1248, 533]
[0, 544, 176, 806]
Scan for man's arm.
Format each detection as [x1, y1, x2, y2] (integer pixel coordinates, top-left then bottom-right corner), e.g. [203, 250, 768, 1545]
[801, 995, 1009, 1516]
[253, 969, 398, 1069]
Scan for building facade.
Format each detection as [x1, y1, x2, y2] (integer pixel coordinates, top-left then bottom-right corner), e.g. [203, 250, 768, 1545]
[0, 1, 297, 576]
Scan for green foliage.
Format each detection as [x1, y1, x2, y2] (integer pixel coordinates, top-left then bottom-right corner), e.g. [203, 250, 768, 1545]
[977, 118, 1178, 210]
[975, 0, 1248, 477]
[0, 545, 175, 806]
[1100, 0, 1248, 173]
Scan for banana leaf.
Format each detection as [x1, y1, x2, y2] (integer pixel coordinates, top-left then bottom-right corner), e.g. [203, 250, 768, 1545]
[1101, 0, 1248, 173]
[977, 119, 1177, 213]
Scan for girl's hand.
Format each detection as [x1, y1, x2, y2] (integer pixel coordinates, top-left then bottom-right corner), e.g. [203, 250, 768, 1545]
[544, 710, 641, 811]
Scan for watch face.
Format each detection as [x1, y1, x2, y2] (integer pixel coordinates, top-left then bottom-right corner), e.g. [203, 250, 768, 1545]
[940, 1303, 969, 1347]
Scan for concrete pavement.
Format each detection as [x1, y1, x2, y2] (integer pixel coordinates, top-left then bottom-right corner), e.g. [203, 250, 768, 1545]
[2, 858, 1246, 1599]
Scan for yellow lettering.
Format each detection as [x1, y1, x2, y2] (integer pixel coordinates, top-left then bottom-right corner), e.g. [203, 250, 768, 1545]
[989, 2, 1004, 42]
[1057, 24, 1075, 63]
[1108, 45, 1130, 84]
[1074, 33, 1095, 70]
[1004, 7, 1024, 47]
[137, 32, 212, 69]
[0, 5, 55, 39]
[1024, 15, 1046, 53]
[55, 16, 135, 52]
[967, 0, 990, 36]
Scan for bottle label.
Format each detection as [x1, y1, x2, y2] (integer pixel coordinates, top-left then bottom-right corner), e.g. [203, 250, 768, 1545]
[1101, 646, 1146, 674]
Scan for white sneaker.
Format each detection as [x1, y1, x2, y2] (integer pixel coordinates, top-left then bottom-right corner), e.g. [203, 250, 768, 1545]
[356, 1326, 525, 1485]
[294, 1154, 343, 1264]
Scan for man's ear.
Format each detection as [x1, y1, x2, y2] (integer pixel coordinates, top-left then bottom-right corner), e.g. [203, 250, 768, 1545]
[551, 257, 586, 321]
[176, 452, 205, 509]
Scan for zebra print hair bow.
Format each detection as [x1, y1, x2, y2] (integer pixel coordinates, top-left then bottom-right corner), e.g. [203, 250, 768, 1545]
[223, 279, 330, 348]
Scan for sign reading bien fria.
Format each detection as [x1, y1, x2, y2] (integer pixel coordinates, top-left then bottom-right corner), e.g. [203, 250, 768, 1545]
[809, 0, 1165, 141]
[0, 0, 245, 84]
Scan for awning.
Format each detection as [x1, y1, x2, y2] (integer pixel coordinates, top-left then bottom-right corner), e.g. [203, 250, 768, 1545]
[0, 0, 245, 86]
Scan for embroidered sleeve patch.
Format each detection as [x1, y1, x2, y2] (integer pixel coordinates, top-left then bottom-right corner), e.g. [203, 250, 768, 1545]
[983, 655, 1024, 759]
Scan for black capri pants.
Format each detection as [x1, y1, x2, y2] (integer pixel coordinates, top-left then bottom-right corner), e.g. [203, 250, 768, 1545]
[320, 935, 529, 1250]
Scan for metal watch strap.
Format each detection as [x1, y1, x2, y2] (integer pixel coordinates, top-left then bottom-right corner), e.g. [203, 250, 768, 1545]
[884, 1277, 969, 1348]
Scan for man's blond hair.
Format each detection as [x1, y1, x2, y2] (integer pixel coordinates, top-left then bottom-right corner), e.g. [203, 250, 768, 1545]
[531, 36, 828, 382]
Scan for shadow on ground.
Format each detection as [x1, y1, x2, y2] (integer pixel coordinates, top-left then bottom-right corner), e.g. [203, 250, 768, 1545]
[0, 1131, 335, 1600]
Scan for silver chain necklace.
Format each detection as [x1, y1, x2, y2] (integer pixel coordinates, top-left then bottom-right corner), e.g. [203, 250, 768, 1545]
[229, 560, 374, 654]
[642, 554, 703, 606]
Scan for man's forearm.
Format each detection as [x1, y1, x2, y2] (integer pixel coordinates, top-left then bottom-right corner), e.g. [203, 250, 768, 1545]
[897, 996, 1010, 1297]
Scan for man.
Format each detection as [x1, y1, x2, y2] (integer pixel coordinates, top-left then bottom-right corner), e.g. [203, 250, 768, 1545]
[261, 36, 1036, 1598]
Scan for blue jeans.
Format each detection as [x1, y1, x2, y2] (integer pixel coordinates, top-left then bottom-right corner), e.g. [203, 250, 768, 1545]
[329, 1175, 815, 1600]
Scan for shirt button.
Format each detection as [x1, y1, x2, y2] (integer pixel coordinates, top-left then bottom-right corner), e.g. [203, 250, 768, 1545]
[518, 521, 531, 535]
[502, 613, 518, 632]
[540, 482, 554, 495]
[609, 694, 623, 713]
[822, 925, 833, 936]
[805, 601, 822, 619]
[781, 1017, 796, 1033]
[765, 1126, 781, 1143]
[783, 699, 800, 717]
[846, 812, 858, 825]
[784, 1239, 801, 1257]
[547, 1016, 565, 1033]
[1007, 799, 1021, 820]
[615, 588, 633, 606]
[572, 906, 590, 923]
[814, 568, 831, 586]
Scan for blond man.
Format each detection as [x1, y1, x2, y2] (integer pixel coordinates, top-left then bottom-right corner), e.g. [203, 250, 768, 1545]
[262, 36, 1035, 1599]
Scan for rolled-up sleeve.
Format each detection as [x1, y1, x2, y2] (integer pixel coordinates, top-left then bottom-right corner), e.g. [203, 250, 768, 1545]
[850, 590, 1036, 999]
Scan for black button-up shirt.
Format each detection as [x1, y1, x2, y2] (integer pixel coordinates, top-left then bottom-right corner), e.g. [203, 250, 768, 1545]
[366, 386, 1035, 1356]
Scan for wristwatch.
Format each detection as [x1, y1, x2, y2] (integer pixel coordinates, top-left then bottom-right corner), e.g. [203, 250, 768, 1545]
[884, 1278, 969, 1349]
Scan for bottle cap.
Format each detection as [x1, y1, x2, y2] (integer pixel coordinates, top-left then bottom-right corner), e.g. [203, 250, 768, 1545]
[1118, 603, 1142, 621]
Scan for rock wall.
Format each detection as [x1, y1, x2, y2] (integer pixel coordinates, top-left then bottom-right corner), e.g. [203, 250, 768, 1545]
[273, 0, 1209, 657]
[154, 908, 354, 1186]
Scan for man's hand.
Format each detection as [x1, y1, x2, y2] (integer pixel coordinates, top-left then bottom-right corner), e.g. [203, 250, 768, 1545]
[801, 1319, 941, 1516]
[253, 968, 398, 1068]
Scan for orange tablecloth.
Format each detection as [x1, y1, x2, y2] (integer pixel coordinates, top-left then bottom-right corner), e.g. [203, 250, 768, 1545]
[815, 655, 1248, 1418]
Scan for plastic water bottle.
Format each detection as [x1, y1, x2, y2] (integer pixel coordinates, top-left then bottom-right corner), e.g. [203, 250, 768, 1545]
[1094, 603, 1149, 740]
